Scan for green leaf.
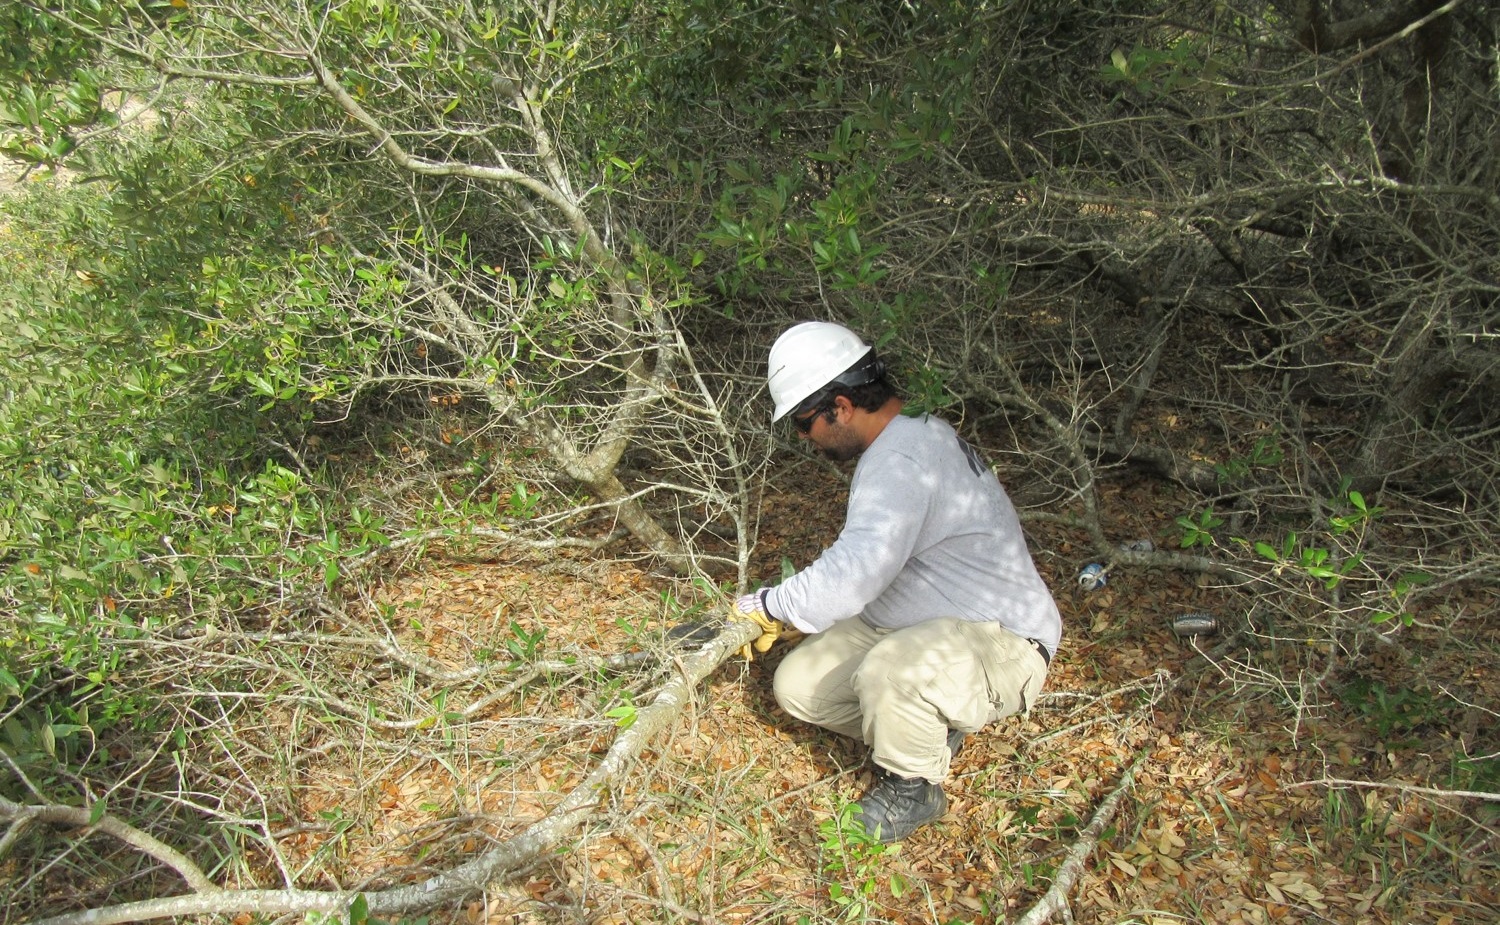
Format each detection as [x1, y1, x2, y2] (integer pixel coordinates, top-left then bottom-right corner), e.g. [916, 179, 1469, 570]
[1395, 570, 1432, 592]
[349, 893, 369, 925]
[89, 798, 108, 825]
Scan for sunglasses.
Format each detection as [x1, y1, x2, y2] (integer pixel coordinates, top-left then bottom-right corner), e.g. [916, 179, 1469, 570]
[791, 404, 831, 434]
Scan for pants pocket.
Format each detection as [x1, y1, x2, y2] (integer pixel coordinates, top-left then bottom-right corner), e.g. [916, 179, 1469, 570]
[980, 628, 1046, 723]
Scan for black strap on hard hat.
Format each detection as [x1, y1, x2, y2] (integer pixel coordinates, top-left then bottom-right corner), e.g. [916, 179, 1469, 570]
[831, 348, 884, 388]
[791, 348, 886, 416]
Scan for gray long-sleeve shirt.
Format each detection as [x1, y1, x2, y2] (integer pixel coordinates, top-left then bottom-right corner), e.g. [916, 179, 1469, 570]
[765, 413, 1062, 655]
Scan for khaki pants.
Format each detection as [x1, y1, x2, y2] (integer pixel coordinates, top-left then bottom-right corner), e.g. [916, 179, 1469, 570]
[772, 617, 1048, 784]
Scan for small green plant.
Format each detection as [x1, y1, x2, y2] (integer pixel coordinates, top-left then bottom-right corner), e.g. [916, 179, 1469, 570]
[1212, 433, 1284, 482]
[1250, 530, 1365, 591]
[1370, 566, 1432, 628]
[604, 703, 638, 730]
[1327, 484, 1383, 534]
[612, 609, 651, 640]
[1100, 37, 1223, 98]
[817, 801, 905, 921]
[899, 363, 958, 418]
[1452, 753, 1500, 795]
[503, 620, 546, 662]
[1234, 484, 1433, 627]
[1175, 506, 1223, 549]
[654, 575, 727, 636]
[503, 482, 541, 519]
[1341, 677, 1441, 745]
[420, 689, 466, 738]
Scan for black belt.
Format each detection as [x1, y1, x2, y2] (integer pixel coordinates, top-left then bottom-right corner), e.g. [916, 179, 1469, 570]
[1028, 638, 1052, 666]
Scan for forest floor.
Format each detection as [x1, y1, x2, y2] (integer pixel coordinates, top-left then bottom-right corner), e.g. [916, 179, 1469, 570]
[301, 451, 1499, 925]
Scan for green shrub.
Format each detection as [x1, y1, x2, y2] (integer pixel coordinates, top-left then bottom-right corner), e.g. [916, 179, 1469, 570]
[0, 177, 384, 800]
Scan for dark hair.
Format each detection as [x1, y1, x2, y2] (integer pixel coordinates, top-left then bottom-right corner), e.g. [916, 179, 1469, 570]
[841, 378, 897, 412]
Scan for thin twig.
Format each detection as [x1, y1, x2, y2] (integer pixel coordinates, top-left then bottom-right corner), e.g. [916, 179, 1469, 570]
[1289, 778, 1500, 803]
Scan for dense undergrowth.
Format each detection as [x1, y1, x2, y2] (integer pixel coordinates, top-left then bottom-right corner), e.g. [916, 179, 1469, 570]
[2, 153, 1496, 924]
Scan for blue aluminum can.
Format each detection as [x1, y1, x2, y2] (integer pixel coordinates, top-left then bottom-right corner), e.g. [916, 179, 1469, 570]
[1077, 563, 1107, 591]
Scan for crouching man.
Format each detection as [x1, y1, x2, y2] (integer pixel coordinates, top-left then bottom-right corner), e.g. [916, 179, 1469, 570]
[738, 321, 1062, 842]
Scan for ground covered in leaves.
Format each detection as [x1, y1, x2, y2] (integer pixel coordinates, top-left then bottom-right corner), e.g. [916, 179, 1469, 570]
[284, 456, 1498, 925]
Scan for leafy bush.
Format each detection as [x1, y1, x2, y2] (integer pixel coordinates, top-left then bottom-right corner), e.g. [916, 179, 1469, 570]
[0, 174, 385, 801]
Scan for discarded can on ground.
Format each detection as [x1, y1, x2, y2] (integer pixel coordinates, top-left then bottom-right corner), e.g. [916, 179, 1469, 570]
[1172, 612, 1218, 637]
[1118, 538, 1155, 553]
[1077, 563, 1108, 591]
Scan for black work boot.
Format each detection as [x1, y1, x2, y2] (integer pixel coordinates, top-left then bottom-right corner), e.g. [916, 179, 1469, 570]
[946, 727, 967, 759]
[852, 769, 947, 843]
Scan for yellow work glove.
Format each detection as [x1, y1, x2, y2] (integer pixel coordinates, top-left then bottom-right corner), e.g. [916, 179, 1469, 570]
[734, 591, 785, 660]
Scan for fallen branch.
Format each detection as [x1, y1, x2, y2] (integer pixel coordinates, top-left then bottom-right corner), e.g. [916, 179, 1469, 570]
[1289, 777, 1500, 803]
[0, 799, 218, 894]
[16, 619, 761, 925]
[1013, 751, 1150, 925]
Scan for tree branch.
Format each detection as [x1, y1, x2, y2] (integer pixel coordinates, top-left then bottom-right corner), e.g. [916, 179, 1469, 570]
[0, 798, 218, 894]
[305, 58, 574, 215]
[1289, 0, 1456, 53]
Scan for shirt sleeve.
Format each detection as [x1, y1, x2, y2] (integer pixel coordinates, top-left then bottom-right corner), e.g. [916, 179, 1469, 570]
[765, 447, 933, 633]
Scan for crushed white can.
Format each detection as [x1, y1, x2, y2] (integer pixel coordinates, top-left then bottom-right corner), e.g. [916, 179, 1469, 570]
[1077, 563, 1107, 591]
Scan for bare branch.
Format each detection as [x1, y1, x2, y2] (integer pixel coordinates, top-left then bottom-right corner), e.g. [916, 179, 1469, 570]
[1290, 778, 1500, 803]
[0, 798, 218, 894]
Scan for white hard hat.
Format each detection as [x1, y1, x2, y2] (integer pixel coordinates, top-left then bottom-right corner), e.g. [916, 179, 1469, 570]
[766, 322, 880, 422]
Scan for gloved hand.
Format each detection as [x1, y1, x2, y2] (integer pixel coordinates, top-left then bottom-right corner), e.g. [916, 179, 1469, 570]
[734, 590, 785, 659]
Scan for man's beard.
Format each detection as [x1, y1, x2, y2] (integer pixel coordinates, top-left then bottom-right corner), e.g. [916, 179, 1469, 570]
[818, 432, 864, 463]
